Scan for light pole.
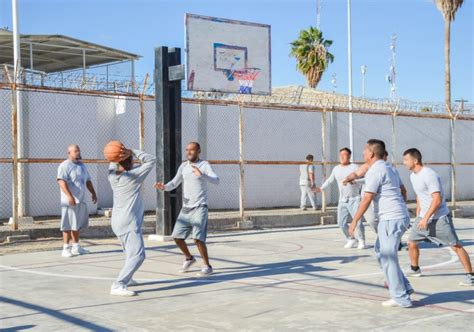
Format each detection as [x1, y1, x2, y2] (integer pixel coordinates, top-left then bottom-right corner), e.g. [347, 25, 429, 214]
[361, 65, 367, 98]
[347, 0, 353, 157]
[331, 73, 337, 93]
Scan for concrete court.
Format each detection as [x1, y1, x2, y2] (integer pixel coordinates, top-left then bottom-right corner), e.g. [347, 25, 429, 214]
[0, 218, 473, 331]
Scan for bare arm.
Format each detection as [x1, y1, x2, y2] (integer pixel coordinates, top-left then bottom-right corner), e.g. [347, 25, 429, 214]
[416, 196, 420, 217]
[417, 192, 442, 229]
[86, 180, 97, 204]
[400, 184, 407, 202]
[349, 192, 375, 237]
[57, 180, 76, 206]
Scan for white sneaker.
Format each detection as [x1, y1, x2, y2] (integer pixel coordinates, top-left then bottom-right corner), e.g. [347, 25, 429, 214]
[71, 245, 90, 255]
[357, 240, 368, 249]
[110, 284, 137, 297]
[179, 257, 197, 273]
[197, 265, 213, 277]
[61, 246, 73, 258]
[344, 239, 358, 249]
[381, 299, 412, 308]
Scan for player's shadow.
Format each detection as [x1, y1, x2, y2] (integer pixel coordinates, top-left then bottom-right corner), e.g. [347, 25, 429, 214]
[136, 255, 368, 294]
[416, 290, 474, 306]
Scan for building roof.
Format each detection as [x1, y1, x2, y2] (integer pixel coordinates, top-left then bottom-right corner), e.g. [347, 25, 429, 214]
[0, 29, 140, 73]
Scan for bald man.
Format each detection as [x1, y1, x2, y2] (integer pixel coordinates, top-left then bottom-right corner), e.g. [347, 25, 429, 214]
[57, 144, 97, 257]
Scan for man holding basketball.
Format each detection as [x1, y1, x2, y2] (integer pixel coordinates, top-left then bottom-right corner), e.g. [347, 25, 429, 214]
[107, 144, 156, 296]
[155, 142, 219, 277]
[57, 144, 97, 258]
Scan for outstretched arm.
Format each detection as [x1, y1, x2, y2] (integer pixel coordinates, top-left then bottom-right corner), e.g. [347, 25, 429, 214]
[319, 168, 336, 191]
[156, 164, 184, 191]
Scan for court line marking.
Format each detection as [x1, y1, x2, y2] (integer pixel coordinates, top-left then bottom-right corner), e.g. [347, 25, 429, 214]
[0, 247, 458, 283]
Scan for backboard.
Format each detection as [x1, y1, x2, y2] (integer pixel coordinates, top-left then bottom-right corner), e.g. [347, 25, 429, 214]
[185, 14, 271, 95]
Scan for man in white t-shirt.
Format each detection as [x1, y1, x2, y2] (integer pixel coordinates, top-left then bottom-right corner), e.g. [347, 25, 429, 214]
[316, 148, 366, 249]
[299, 154, 317, 211]
[349, 139, 413, 308]
[403, 148, 473, 287]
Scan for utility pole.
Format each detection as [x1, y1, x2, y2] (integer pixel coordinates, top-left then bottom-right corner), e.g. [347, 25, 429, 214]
[316, 0, 321, 29]
[347, 0, 353, 157]
[455, 98, 468, 114]
[361, 65, 367, 98]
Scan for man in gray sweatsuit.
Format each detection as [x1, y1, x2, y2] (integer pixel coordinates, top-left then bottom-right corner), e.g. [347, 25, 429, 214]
[108, 146, 156, 297]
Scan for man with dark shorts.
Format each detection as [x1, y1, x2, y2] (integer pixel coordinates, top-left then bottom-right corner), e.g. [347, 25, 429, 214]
[403, 148, 473, 286]
[155, 142, 219, 277]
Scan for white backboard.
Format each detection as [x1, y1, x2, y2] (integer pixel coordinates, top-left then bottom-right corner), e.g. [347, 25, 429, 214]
[185, 14, 271, 95]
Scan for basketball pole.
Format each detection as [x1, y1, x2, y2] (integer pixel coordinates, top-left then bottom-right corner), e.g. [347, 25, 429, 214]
[152, 46, 183, 241]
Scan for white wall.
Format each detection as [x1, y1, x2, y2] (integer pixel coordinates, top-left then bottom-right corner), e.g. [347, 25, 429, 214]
[1, 89, 473, 218]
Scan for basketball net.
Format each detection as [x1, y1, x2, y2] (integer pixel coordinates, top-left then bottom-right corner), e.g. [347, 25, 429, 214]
[232, 68, 261, 94]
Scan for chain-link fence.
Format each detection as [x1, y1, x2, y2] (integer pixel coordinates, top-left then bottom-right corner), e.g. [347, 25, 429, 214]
[1, 83, 473, 231]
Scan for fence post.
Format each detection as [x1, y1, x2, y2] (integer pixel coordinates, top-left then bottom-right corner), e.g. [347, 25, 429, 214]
[238, 104, 245, 220]
[139, 74, 149, 151]
[450, 116, 457, 216]
[10, 80, 19, 230]
[321, 108, 327, 213]
[391, 106, 397, 166]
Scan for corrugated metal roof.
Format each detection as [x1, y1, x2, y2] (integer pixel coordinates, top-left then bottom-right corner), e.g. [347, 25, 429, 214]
[0, 29, 140, 73]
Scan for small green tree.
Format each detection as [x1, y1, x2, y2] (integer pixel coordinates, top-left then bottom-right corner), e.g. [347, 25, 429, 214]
[290, 27, 334, 89]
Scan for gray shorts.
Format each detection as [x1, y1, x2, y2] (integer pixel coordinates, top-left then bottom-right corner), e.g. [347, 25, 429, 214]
[172, 205, 208, 242]
[60, 202, 89, 231]
[408, 214, 460, 247]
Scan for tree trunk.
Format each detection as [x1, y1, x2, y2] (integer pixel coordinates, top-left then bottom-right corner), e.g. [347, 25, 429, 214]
[445, 18, 452, 116]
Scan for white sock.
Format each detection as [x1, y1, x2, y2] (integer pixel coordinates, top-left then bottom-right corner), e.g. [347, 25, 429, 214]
[72, 242, 79, 248]
[63, 244, 70, 249]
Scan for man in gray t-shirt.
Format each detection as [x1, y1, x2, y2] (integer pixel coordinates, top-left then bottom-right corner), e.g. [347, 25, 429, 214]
[156, 142, 219, 277]
[108, 145, 156, 296]
[403, 148, 472, 286]
[299, 154, 317, 210]
[349, 139, 413, 308]
[57, 144, 97, 258]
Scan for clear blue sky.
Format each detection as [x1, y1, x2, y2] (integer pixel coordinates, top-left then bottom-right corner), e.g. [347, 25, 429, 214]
[1, 0, 472, 102]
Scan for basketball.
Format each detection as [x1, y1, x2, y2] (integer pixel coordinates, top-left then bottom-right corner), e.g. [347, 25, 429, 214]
[103, 140, 124, 162]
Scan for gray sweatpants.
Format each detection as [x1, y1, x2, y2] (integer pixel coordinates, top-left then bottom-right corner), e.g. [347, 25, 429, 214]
[375, 218, 412, 307]
[113, 230, 146, 288]
[337, 197, 365, 241]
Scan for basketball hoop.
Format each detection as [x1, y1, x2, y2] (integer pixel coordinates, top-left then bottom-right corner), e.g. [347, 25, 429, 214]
[232, 68, 261, 94]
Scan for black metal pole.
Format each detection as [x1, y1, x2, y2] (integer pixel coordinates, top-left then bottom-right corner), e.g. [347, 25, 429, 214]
[154, 46, 183, 238]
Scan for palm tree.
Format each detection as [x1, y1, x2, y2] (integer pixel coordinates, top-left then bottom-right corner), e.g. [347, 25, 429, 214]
[290, 27, 334, 89]
[433, 0, 464, 116]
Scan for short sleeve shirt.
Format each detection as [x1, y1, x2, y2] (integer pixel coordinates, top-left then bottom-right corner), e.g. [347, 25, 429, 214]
[57, 159, 90, 205]
[410, 166, 450, 219]
[299, 164, 315, 186]
[365, 160, 408, 221]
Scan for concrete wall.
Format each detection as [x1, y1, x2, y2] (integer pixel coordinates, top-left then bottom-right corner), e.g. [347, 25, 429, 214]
[0, 88, 473, 218]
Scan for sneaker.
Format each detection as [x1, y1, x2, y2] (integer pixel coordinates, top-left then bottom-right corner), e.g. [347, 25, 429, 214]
[61, 246, 73, 258]
[406, 267, 422, 277]
[127, 279, 138, 287]
[459, 274, 474, 286]
[357, 240, 368, 249]
[71, 245, 90, 255]
[312, 207, 318, 211]
[197, 265, 213, 277]
[179, 257, 196, 273]
[344, 239, 358, 249]
[300, 207, 307, 211]
[382, 299, 412, 308]
[110, 284, 137, 297]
